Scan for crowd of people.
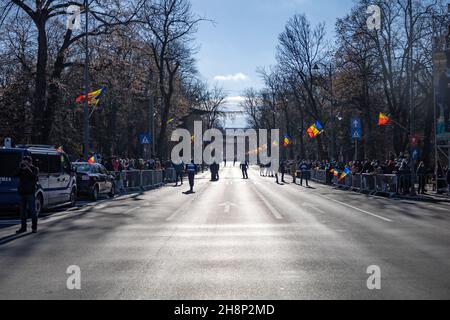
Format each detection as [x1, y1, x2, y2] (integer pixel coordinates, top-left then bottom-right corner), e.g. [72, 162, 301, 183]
[292, 154, 450, 195]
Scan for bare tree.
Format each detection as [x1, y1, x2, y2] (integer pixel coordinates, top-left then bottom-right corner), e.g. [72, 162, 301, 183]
[276, 14, 330, 159]
[198, 82, 227, 129]
[0, 0, 144, 144]
[141, 0, 204, 158]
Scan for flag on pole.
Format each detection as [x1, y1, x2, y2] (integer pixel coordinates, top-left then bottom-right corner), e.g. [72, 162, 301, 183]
[378, 113, 391, 126]
[283, 135, 291, 148]
[340, 167, 351, 180]
[88, 154, 98, 164]
[307, 121, 323, 138]
[76, 87, 106, 106]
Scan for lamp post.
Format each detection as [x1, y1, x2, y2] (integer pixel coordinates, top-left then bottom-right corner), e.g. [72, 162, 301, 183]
[83, 0, 90, 158]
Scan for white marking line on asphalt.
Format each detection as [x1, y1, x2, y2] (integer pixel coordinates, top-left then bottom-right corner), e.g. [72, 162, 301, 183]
[316, 194, 393, 222]
[428, 205, 450, 212]
[94, 203, 109, 210]
[251, 185, 283, 220]
[124, 206, 140, 214]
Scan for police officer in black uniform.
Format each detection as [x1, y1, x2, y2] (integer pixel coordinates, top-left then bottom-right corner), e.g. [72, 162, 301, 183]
[185, 160, 197, 193]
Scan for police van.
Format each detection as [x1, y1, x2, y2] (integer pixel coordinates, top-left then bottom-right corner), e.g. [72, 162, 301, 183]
[0, 145, 77, 216]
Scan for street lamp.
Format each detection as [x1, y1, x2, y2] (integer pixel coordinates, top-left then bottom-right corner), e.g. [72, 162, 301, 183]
[83, 0, 90, 158]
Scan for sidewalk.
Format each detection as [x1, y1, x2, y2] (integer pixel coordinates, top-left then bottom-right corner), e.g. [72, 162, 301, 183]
[396, 192, 450, 203]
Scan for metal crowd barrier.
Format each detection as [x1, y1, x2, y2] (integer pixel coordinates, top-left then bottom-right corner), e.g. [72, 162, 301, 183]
[164, 168, 177, 183]
[310, 169, 400, 198]
[118, 170, 166, 192]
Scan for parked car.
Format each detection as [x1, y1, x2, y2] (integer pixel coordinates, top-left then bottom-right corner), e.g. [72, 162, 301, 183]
[0, 145, 77, 216]
[72, 163, 116, 201]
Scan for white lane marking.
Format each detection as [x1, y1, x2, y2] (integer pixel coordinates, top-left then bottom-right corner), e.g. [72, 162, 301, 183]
[218, 202, 238, 213]
[316, 194, 393, 222]
[124, 206, 140, 214]
[251, 185, 283, 220]
[428, 205, 450, 212]
[94, 203, 109, 210]
[302, 202, 325, 214]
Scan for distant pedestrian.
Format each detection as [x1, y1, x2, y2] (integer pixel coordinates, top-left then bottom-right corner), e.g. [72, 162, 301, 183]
[290, 161, 297, 184]
[14, 155, 39, 234]
[240, 161, 249, 179]
[299, 161, 310, 187]
[280, 160, 286, 183]
[416, 161, 427, 194]
[174, 161, 184, 186]
[185, 160, 197, 193]
[214, 162, 220, 181]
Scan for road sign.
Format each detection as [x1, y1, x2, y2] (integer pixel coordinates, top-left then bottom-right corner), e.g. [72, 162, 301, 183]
[4, 138, 11, 148]
[351, 118, 362, 140]
[411, 148, 419, 161]
[139, 133, 152, 145]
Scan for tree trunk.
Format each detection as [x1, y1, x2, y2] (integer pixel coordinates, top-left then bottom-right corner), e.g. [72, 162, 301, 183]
[32, 21, 48, 144]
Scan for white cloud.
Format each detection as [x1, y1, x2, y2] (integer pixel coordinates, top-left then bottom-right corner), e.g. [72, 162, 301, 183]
[226, 96, 246, 103]
[214, 73, 249, 82]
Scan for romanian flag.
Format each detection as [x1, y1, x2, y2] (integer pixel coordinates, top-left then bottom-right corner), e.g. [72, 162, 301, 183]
[76, 87, 106, 106]
[378, 113, 391, 126]
[88, 154, 98, 164]
[283, 135, 291, 148]
[307, 121, 323, 138]
[340, 167, 351, 180]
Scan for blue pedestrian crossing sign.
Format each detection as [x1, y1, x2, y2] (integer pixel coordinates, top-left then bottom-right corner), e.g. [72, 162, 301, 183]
[351, 118, 362, 140]
[139, 133, 152, 145]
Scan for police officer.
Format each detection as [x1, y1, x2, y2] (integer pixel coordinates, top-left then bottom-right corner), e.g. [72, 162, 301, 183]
[299, 160, 310, 187]
[14, 155, 39, 234]
[210, 161, 217, 181]
[174, 161, 184, 186]
[185, 160, 197, 193]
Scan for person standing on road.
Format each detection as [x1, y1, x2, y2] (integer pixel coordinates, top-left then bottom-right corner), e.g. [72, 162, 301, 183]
[174, 161, 184, 186]
[299, 161, 310, 187]
[280, 160, 286, 183]
[416, 161, 427, 194]
[240, 161, 249, 179]
[185, 160, 198, 193]
[214, 162, 220, 181]
[290, 160, 297, 184]
[210, 162, 218, 182]
[14, 155, 39, 234]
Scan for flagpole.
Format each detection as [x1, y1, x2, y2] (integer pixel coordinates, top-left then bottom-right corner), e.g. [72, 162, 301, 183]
[389, 119, 410, 133]
[83, 0, 90, 158]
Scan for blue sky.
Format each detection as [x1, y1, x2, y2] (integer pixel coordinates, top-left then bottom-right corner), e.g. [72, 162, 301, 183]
[190, 0, 355, 127]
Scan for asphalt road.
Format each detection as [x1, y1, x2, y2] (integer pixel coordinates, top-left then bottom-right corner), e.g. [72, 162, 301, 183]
[1, 165, 450, 300]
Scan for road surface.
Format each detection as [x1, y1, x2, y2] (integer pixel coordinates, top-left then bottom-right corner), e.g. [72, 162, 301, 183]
[1, 165, 450, 299]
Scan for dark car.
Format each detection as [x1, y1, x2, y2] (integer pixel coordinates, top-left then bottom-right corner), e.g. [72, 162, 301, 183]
[72, 163, 115, 201]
